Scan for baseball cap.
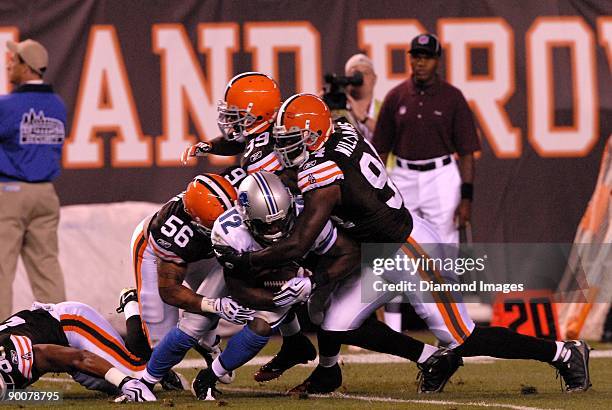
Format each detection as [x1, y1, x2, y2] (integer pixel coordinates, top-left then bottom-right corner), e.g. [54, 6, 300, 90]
[345, 53, 374, 74]
[7, 39, 48, 75]
[409, 33, 442, 57]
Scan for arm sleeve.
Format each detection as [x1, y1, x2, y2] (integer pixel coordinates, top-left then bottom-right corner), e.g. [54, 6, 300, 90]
[372, 93, 396, 155]
[452, 91, 481, 155]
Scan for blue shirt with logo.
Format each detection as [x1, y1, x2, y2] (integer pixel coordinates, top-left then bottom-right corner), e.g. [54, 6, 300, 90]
[0, 84, 67, 182]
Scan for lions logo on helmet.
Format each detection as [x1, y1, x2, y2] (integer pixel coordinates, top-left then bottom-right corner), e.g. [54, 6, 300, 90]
[236, 171, 295, 245]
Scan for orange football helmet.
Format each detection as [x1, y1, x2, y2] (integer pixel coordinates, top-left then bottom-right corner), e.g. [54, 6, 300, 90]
[273, 93, 334, 167]
[183, 173, 237, 234]
[217, 72, 281, 141]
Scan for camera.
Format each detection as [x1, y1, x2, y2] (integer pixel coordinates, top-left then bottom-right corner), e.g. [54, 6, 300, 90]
[322, 71, 363, 110]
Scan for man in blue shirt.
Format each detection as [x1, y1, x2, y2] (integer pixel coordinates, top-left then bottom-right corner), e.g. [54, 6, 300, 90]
[0, 39, 67, 319]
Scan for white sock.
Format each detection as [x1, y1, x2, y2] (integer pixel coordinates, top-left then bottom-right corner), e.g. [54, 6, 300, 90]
[123, 301, 140, 319]
[319, 354, 339, 368]
[141, 369, 162, 384]
[384, 312, 402, 333]
[211, 357, 228, 377]
[417, 344, 438, 364]
[278, 315, 300, 337]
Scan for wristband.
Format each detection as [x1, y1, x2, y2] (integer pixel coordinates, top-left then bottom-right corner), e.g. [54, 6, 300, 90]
[461, 183, 474, 201]
[104, 367, 127, 387]
[360, 115, 369, 124]
[200, 297, 217, 313]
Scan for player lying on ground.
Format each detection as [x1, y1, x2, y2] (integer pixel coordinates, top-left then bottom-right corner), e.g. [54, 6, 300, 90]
[191, 171, 359, 400]
[216, 94, 592, 394]
[0, 301, 155, 401]
[125, 174, 254, 391]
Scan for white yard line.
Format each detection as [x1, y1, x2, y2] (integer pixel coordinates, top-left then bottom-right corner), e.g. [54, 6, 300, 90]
[36, 379, 559, 410]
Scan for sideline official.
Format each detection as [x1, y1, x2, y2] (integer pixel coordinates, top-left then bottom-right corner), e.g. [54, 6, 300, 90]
[0, 39, 67, 319]
[373, 33, 480, 245]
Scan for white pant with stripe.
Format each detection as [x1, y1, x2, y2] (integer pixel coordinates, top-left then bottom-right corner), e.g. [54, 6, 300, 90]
[130, 218, 226, 346]
[319, 215, 475, 348]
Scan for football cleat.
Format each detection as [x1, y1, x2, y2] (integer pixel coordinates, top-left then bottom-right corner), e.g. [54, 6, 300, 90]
[254, 333, 317, 382]
[160, 369, 189, 391]
[192, 336, 235, 384]
[288, 363, 342, 394]
[116, 288, 138, 313]
[417, 347, 463, 393]
[551, 340, 592, 392]
[191, 368, 220, 401]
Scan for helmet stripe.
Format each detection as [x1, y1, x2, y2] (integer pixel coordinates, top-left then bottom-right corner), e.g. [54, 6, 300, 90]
[194, 175, 233, 211]
[276, 93, 303, 127]
[252, 172, 278, 215]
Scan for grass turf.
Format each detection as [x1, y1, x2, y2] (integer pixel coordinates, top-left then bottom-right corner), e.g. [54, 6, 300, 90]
[10, 336, 612, 410]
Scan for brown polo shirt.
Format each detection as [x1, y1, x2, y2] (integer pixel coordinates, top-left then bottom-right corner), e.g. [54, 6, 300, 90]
[373, 77, 480, 160]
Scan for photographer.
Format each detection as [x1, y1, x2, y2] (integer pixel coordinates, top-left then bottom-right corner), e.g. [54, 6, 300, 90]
[322, 53, 380, 141]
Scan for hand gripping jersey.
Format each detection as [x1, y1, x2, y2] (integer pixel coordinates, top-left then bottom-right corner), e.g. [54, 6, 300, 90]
[297, 119, 413, 243]
[0, 309, 69, 388]
[211, 199, 337, 275]
[146, 194, 215, 265]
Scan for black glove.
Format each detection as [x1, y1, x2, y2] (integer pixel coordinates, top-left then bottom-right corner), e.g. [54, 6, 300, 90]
[213, 245, 253, 274]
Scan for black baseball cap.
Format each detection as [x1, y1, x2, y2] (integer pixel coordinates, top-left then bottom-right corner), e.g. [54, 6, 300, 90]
[409, 33, 442, 57]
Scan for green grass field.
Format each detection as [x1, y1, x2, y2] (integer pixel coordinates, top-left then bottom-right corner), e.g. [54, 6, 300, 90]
[9, 336, 612, 409]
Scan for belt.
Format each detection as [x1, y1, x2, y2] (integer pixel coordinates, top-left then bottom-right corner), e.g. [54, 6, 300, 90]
[396, 156, 451, 171]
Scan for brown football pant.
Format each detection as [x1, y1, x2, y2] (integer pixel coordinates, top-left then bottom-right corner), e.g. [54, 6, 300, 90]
[0, 182, 66, 320]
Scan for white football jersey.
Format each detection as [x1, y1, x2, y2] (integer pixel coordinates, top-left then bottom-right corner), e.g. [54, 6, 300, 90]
[212, 200, 337, 255]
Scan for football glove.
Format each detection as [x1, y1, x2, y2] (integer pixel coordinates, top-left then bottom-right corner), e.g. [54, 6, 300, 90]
[180, 141, 213, 164]
[214, 297, 255, 325]
[273, 276, 313, 307]
[118, 377, 156, 402]
[213, 245, 252, 274]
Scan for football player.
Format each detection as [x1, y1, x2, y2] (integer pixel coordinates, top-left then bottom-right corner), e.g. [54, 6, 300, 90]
[192, 171, 358, 400]
[180, 72, 316, 376]
[125, 173, 254, 391]
[216, 94, 592, 394]
[0, 301, 155, 402]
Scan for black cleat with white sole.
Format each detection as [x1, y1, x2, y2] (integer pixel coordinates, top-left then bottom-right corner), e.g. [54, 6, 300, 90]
[288, 363, 342, 394]
[551, 340, 592, 392]
[192, 367, 220, 401]
[254, 333, 317, 382]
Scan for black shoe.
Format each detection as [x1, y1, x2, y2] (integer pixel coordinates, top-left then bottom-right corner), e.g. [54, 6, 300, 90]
[288, 364, 342, 394]
[255, 334, 317, 382]
[417, 348, 463, 393]
[192, 336, 235, 384]
[160, 369, 188, 391]
[116, 288, 138, 313]
[551, 340, 592, 392]
[191, 368, 220, 401]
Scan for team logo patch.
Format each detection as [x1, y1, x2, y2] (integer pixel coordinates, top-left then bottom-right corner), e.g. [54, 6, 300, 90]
[21, 352, 32, 361]
[11, 350, 18, 364]
[308, 174, 317, 185]
[250, 150, 263, 162]
[303, 160, 317, 170]
[418, 35, 429, 44]
[19, 109, 65, 145]
[156, 238, 172, 249]
[434, 110, 443, 116]
[399, 106, 407, 115]
[238, 191, 250, 208]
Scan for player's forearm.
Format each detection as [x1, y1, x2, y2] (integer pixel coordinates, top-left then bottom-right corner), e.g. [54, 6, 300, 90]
[226, 276, 275, 310]
[158, 285, 203, 313]
[208, 135, 246, 156]
[457, 154, 475, 184]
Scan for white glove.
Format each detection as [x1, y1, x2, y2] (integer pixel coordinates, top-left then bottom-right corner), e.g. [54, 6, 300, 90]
[180, 141, 213, 164]
[214, 297, 255, 325]
[118, 377, 156, 402]
[273, 276, 313, 307]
